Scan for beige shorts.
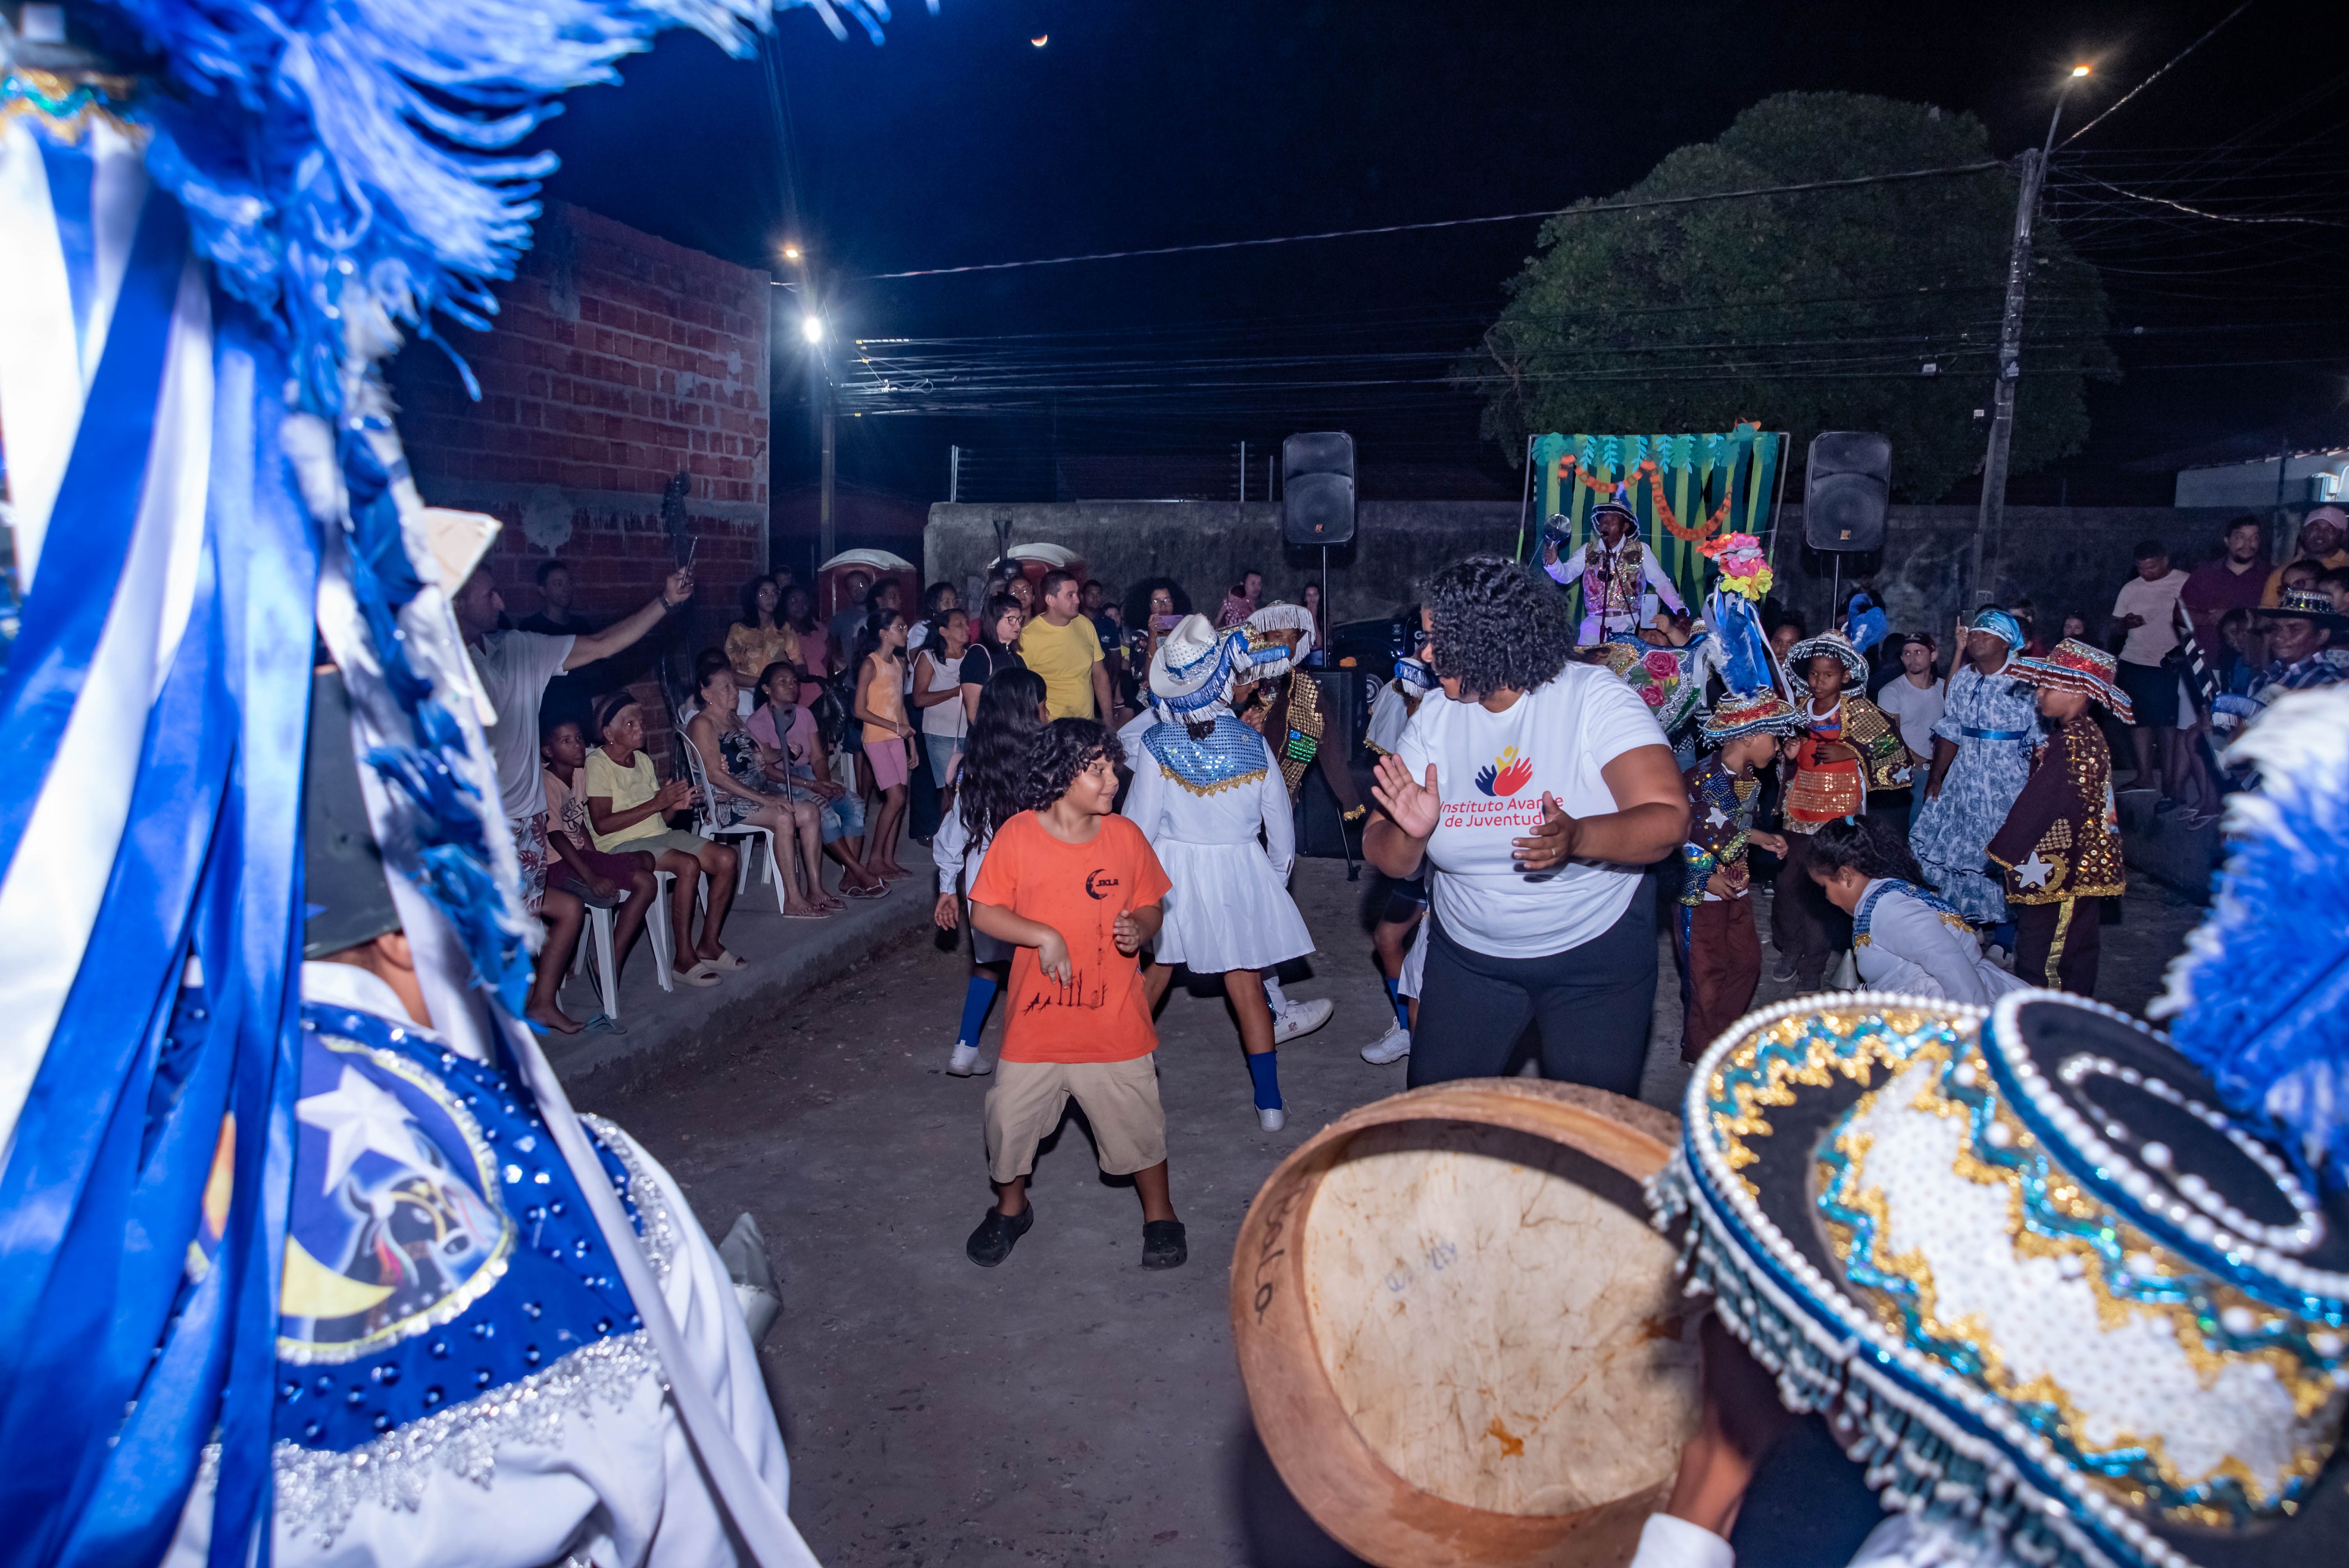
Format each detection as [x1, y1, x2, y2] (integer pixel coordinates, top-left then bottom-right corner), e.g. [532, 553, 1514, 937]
[983, 1055, 1167, 1182]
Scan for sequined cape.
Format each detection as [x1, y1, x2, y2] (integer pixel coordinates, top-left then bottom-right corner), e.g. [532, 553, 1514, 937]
[1984, 713, 2126, 904]
[1141, 715, 1272, 797]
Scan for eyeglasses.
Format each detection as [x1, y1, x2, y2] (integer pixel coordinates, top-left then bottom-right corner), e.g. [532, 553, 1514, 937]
[1412, 629, 1433, 650]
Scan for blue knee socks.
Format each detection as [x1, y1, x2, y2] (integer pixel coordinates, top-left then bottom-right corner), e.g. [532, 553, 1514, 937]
[956, 975, 998, 1046]
[1383, 976, 1410, 1035]
[1246, 1049, 1282, 1110]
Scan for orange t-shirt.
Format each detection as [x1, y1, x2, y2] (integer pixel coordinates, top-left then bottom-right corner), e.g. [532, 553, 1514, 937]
[967, 811, 1173, 1064]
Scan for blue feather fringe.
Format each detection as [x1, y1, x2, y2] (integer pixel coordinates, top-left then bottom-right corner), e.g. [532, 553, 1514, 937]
[2151, 686, 2349, 1183]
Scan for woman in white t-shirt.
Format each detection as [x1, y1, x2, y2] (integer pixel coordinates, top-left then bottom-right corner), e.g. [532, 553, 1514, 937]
[1365, 555, 1690, 1091]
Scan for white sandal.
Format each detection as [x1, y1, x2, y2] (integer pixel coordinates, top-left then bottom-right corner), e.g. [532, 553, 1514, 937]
[677, 960, 722, 987]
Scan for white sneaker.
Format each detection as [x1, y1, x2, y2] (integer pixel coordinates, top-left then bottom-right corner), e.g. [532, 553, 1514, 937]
[1360, 1023, 1412, 1064]
[1271, 997, 1334, 1044]
[1258, 1106, 1286, 1132]
[946, 1042, 993, 1076]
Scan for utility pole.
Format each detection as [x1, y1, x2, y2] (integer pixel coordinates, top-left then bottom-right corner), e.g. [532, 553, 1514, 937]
[819, 398, 836, 564]
[1968, 66, 2087, 608]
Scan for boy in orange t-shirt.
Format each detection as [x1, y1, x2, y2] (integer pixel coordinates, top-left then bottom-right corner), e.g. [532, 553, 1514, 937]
[967, 719, 1180, 1269]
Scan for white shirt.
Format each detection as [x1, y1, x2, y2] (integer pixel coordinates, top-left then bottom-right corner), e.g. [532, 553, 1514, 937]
[1366, 678, 1419, 755]
[916, 645, 968, 737]
[1876, 673, 1947, 766]
[467, 629, 576, 821]
[1397, 663, 1669, 959]
[2111, 568, 2189, 668]
[1854, 880, 2028, 1007]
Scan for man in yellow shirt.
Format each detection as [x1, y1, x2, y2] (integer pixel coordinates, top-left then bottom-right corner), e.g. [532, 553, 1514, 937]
[2262, 505, 2347, 606]
[1018, 569, 1112, 719]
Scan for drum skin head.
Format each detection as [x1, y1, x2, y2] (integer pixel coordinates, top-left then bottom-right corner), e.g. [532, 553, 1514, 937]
[1233, 1079, 1693, 1568]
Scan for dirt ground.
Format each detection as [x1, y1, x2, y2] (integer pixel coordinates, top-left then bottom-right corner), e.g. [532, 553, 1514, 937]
[578, 860, 2204, 1568]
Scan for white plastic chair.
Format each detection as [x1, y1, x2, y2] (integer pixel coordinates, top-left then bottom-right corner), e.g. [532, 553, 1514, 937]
[570, 868, 714, 1010]
[677, 720, 789, 914]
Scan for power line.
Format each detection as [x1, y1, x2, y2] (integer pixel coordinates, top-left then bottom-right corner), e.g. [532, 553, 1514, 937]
[2064, 0, 2259, 146]
[831, 162, 2004, 282]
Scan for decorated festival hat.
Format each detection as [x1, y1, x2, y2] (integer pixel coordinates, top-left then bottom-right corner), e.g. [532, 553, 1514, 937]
[1701, 690, 1805, 742]
[1783, 629, 1869, 692]
[1654, 684, 2349, 1568]
[2266, 586, 2348, 633]
[1245, 600, 1318, 666]
[2011, 638, 2137, 723]
[1587, 485, 1642, 536]
[1147, 614, 1240, 717]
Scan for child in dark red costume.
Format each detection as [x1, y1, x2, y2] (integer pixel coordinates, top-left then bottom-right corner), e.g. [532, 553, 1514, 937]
[1985, 639, 2132, 995]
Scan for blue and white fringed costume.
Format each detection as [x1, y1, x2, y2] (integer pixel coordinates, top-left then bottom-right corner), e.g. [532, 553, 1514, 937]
[0, 4, 886, 1564]
[1125, 615, 1313, 976]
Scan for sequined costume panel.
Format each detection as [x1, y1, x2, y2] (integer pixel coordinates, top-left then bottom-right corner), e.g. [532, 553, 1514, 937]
[1985, 713, 2126, 903]
[1908, 663, 2041, 924]
[1680, 757, 1761, 905]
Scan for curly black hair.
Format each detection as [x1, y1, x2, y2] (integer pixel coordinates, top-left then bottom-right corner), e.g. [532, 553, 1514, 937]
[1123, 576, 1193, 631]
[957, 668, 1049, 844]
[1422, 554, 1575, 699]
[1804, 814, 1927, 886]
[1018, 718, 1125, 813]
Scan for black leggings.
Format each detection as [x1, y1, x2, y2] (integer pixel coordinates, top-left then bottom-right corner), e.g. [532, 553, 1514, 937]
[1407, 877, 1658, 1094]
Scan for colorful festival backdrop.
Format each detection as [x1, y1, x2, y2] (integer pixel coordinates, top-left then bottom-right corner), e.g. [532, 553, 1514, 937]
[1529, 424, 1787, 615]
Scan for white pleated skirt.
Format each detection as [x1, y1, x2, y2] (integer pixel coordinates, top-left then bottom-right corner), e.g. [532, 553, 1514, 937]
[1151, 839, 1315, 975]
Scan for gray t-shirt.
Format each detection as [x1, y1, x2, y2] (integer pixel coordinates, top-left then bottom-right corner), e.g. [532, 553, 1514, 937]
[468, 629, 576, 822]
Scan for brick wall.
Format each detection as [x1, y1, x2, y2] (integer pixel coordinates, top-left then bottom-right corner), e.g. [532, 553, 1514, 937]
[392, 201, 772, 656]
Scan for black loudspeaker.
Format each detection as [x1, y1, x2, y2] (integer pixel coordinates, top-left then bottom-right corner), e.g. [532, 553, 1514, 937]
[1282, 432, 1356, 546]
[1804, 431, 1891, 552]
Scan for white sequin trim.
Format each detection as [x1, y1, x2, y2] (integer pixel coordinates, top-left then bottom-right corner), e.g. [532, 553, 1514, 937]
[272, 1331, 658, 1548]
[580, 1114, 678, 1286]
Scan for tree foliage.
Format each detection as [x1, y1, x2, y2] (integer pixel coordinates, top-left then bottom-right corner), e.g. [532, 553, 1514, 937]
[1466, 93, 2114, 502]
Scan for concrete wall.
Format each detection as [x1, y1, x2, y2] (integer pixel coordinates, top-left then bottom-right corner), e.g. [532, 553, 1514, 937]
[392, 201, 772, 653]
[925, 501, 1526, 627]
[926, 501, 2253, 638]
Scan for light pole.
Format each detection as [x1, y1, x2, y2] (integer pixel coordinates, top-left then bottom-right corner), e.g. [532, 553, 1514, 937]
[1967, 64, 2089, 608]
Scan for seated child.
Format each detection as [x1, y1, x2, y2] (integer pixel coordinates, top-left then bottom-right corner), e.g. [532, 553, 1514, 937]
[965, 719, 1181, 1271]
[1805, 814, 2026, 1007]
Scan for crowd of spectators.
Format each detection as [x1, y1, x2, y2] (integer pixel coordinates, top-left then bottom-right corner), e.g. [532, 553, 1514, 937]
[463, 513, 2340, 1035]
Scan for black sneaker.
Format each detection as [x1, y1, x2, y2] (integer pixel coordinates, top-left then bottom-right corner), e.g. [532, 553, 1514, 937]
[966, 1203, 1033, 1267]
[1141, 1219, 1188, 1270]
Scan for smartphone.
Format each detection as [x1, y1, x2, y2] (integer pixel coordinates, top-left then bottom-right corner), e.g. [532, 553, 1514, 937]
[1150, 613, 1178, 634]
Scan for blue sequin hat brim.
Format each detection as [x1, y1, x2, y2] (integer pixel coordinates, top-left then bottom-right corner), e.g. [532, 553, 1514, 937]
[1657, 989, 2349, 1568]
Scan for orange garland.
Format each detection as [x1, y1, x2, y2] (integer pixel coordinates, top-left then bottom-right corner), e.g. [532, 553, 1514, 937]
[1553, 456, 1732, 545]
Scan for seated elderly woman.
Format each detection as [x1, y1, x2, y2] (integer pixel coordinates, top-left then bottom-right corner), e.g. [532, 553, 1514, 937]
[684, 648, 841, 918]
[584, 690, 743, 985]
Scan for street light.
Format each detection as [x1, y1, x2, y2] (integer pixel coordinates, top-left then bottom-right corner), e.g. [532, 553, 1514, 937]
[800, 315, 825, 344]
[782, 244, 802, 261]
[2070, 64, 2091, 78]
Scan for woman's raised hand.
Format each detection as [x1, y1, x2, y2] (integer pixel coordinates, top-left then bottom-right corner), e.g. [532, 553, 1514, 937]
[1371, 755, 1441, 839]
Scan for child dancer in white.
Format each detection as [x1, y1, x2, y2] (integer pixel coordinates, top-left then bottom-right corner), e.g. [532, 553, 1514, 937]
[1126, 616, 1318, 1131]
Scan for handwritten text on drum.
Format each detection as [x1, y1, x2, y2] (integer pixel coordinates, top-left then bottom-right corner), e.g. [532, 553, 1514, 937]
[1251, 1186, 1301, 1324]
[1384, 1239, 1459, 1297]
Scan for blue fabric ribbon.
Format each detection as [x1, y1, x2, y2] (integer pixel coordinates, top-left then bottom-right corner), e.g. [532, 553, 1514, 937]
[1957, 726, 2033, 742]
[0, 192, 187, 891]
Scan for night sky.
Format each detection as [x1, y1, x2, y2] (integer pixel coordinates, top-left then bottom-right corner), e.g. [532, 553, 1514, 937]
[524, 0, 2349, 502]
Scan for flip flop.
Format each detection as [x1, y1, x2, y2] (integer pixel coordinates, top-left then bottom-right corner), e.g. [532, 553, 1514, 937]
[709, 949, 749, 970]
[582, 1013, 628, 1035]
[676, 961, 722, 987]
[782, 908, 829, 921]
[843, 883, 889, 900]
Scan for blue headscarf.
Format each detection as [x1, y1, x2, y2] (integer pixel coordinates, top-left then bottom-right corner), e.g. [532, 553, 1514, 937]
[1969, 607, 2026, 651]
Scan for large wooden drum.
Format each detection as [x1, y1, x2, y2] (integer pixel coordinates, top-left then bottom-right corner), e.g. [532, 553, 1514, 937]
[1231, 1079, 1697, 1568]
